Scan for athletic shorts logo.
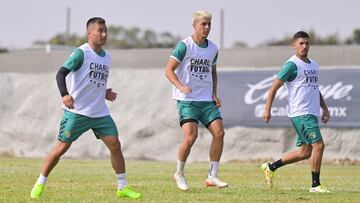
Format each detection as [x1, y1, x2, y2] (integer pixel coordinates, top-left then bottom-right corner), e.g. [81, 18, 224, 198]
[307, 132, 316, 139]
[64, 131, 72, 138]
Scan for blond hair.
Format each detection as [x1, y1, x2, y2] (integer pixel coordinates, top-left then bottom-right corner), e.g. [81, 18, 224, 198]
[192, 11, 212, 25]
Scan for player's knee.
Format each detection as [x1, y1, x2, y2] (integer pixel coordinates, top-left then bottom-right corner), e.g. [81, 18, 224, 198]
[107, 139, 121, 151]
[314, 140, 325, 152]
[54, 142, 71, 157]
[52, 149, 64, 158]
[213, 129, 225, 140]
[300, 149, 312, 160]
[304, 151, 312, 159]
[184, 135, 197, 147]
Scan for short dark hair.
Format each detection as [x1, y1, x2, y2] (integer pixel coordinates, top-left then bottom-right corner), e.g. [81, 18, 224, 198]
[86, 17, 106, 29]
[293, 31, 310, 41]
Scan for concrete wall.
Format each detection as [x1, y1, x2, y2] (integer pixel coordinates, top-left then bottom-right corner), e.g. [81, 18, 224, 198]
[1, 47, 359, 162]
[1, 45, 360, 73]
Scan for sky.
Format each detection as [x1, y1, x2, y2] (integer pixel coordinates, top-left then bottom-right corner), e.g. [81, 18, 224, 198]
[1, 0, 360, 49]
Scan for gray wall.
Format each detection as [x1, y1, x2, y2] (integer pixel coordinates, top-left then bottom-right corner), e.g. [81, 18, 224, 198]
[1, 47, 359, 161]
[1, 46, 360, 73]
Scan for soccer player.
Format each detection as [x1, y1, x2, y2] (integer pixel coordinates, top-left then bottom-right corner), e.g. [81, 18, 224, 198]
[30, 17, 141, 199]
[261, 31, 330, 193]
[165, 11, 227, 191]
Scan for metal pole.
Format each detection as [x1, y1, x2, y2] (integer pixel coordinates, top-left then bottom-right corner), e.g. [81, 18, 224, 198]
[65, 7, 71, 45]
[220, 9, 224, 50]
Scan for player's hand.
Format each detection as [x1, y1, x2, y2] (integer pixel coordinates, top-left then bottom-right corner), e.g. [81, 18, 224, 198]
[322, 109, 330, 124]
[213, 95, 221, 107]
[62, 95, 74, 109]
[262, 111, 271, 124]
[105, 88, 117, 101]
[179, 85, 192, 94]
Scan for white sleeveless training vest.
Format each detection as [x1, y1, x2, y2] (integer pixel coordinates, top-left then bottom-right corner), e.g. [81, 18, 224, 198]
[65, 43, 111, 117]
[285, 55, 320, 117]
[172, 36, 218, 101]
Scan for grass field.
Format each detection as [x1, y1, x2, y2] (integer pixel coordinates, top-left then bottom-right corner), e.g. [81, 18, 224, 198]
[1, 157, 359, 202]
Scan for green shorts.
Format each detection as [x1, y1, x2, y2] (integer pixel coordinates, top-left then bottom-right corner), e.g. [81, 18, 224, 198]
[176, 100, 222, 127]
[58, 110, 118, 142]
[290, 114, 322, 147]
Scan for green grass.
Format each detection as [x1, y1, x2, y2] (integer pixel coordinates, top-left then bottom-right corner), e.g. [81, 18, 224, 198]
[1, 157, 359, 202]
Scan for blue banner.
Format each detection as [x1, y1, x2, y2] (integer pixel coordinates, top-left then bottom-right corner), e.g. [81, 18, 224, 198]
[218, 68, 360, 128]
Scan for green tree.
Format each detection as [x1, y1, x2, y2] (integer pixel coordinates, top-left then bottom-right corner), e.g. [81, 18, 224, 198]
[67, 34, 87, 46]
[353, 29, 360, 44]
[264, 37, 292, 46]
[142, 29, 158, 48]
[106, 25, 127, 48]
[159, 32, 180, 48]
[35, 25, 180, 49]
[46, 33, 86, 47]
[125, 27, 141, 48]
[263, 30, 341, 46]
[0, 47, 7, 53]
[232, 41, 247, 48]
[345, 28, 360, 44]
[48, 33, 66, 45]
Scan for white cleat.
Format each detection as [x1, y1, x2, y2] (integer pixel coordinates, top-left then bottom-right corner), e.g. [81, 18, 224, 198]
[309, 185, 331, 193]
[174, 172, 189, 191]
[205, 177, 228, 188]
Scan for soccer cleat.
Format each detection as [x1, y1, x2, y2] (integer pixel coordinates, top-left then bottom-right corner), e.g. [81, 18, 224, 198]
[30, 183, 45, 199]
[261, 163, 275, 188]
[309, 185, 330, 193]
[205, 176, 228, 188]
[116, 187, 142, 199]
[174, 172, 189, 191]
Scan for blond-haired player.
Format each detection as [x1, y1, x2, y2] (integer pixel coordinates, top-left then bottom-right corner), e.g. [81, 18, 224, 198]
[165, 11, 228, 191]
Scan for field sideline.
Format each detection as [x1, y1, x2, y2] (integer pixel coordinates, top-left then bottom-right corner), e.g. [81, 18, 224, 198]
[1, 157, 359, 202]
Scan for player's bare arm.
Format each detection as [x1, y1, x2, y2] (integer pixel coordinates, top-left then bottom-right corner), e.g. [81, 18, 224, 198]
[320, 92, 330, 124]
[165, 57, 192, 94]
[212, 64, 221, 107]
[263, 78, 284, 123]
